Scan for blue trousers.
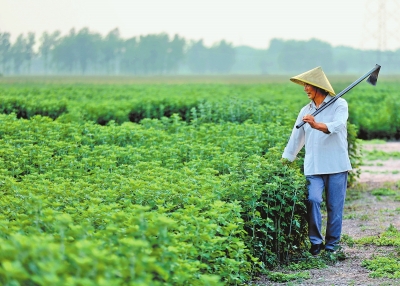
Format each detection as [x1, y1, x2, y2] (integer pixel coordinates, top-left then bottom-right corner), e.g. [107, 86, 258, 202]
[306, 172, 348, 250]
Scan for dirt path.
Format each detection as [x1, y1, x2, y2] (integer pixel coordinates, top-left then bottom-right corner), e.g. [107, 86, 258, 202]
[256, 142, 400, 286]
[358, 142, 400, 184]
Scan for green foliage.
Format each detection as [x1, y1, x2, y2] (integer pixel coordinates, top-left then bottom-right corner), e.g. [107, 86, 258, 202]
[348, 83, 400, 140]
[0, 82, 363, 185]
[266, 270, 310, 283]
[347, 123, 362, 186]
[356, 224, 400, 246]
[341, 234, 355, 247]
[371, 188, 399, 197]
[362, 257, 400, 279]
[358, 225, 400, 279]
[0, 112, 308, 284]
[286, 256, 327, 271]
[321, 247, 346, 263]
[0, 81, 370, 284]
[364, 150, 400, 161]
[0, 83, 299, 125]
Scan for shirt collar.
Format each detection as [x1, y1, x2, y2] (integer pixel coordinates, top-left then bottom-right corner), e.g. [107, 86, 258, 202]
[309, 95, 334, 109]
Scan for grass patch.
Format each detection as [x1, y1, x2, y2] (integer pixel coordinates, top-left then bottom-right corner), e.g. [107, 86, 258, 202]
[356, 225, 400, 246]
[360, 139, 387, 145]
[358, 225, 400, 278]
[364, 150, 400, 161]
[266, 271, 310, 283]
[341, 234, 355, 247]
[362, 256, 400, 278]
[286, 255, 328, 271]
[264, 249, 346, 283]
[345, 187, 365, 202]
[371, 188, 398, 197]
[343, 213, 357, 219]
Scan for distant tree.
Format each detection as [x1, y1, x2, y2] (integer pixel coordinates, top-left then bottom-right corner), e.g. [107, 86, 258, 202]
[10, 34, 28, 74]
[100, 28, 122, 74]
[266, 39, 285, 72]
[267, 38, 333, 73]
[75, 28, 101, 74]
[304, 38, 334, 72]
[166, 34, 185, 73]
[384, 50, 400, 74]
[39, 31, 61, 74]
[258, 50, 273, 75]
[332, 46, 366, 74]
[137, 33, 169, 74]
[52, 28, 101, 74]
[4, 29, 398, 75]
[186, 40, 208, 73]
[0, 32, 11, 74]
[209, 40, 235, 73]
[120, 37, 138, 74]
[52, 29, 78, 73]
[25, 32, 36, 73]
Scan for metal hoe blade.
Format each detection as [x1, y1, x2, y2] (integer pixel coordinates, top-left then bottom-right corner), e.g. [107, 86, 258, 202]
[366, 65, 381, 86]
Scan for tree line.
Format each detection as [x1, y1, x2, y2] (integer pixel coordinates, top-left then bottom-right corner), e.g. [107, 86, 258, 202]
[1, 27, 399, 75]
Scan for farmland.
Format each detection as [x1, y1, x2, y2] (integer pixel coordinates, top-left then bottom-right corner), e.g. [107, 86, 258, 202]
[0, 75, 399, 285]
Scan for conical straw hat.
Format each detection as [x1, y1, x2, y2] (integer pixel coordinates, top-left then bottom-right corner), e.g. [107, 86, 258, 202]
[290, 66, 335, 96]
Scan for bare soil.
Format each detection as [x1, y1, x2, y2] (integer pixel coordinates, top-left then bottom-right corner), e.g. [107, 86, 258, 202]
[256, 142, 400, 286]
[358, 142, 400, 184]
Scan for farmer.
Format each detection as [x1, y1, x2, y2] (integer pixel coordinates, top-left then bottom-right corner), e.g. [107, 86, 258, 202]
[282, 66, 352, 255]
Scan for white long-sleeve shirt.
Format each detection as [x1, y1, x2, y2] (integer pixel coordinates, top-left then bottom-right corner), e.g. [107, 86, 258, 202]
[282, 95, 352, 176]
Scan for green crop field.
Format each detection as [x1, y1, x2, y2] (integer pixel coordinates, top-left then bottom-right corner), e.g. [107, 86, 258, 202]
[0, 75, 398, 285]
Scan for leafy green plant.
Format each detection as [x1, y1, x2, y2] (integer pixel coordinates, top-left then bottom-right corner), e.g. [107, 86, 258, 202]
[286, 255, 327, 271]
[341, 234, 355, 247]
[356, 224, 400, 246]
[0, 112, 311, 284]
[364, 150, 400, 161]
[0, 80, 373, 284]
[371, 188, 398, 197]
[266, 271, 310, 283]
[359, 225, 400, 279]
[362, 257, 400, 278]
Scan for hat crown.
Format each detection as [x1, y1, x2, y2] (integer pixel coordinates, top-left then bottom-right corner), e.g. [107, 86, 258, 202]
[290, 66, 335, 96]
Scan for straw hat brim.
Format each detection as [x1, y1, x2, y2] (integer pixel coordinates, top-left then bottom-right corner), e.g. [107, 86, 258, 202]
[290, 67, 336, 96]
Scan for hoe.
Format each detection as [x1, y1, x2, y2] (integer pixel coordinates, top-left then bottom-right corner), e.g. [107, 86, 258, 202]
[296, 64, 381, 129]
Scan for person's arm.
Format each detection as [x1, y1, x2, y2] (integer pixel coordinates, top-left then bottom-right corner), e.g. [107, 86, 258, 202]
[282, 109, 306, 162]
[302, 100, 348, 134]
[302, 115, 330, 134]
[324, 100, 349, 134]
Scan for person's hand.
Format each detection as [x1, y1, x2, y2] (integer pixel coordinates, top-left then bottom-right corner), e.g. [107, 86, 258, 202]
[281, 158, 292, 166]
[302, 114, 316, 128]
[302, 114, 330, 133]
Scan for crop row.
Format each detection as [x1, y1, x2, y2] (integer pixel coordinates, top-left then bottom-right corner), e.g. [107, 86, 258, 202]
[0, 80, 370, 284]
[0, 113, 308, 285]
[0, 82, 398, 139]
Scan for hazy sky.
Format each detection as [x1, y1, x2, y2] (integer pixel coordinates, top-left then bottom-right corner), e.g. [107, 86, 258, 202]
[1, 0, 399, 51]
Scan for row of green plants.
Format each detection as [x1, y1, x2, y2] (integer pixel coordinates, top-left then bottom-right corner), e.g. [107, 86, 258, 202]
[0, 113, 309, 285]
[1, 81, 398, 139]
[0, 80, 377, 284]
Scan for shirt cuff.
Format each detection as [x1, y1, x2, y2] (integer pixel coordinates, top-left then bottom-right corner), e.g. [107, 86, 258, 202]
[325, 122, 335, 134]
[282, 151, 296, 162]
